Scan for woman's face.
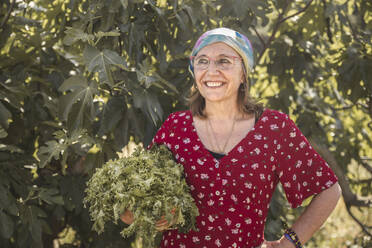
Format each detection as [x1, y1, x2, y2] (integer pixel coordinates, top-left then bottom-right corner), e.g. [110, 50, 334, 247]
[194, 42, 245, 104]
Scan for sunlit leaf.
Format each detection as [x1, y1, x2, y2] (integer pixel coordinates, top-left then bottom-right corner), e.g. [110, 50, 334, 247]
[37, 140, 66, 168]
[83, 45, 128, 86]
[63, 27, 95, 46]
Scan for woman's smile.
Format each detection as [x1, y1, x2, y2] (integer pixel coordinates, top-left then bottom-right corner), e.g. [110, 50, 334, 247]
[203, 81, 225, 88]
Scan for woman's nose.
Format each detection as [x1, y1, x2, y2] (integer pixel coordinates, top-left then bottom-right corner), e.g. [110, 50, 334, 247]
[206, 61, 220, 74]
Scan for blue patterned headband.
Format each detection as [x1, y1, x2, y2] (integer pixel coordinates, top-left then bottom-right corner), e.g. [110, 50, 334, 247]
[189, 27, 254, 81]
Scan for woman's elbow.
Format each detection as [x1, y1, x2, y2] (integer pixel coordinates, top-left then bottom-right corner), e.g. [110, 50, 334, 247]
[333, 182, 342, 199]
[328, 182, 342, 204]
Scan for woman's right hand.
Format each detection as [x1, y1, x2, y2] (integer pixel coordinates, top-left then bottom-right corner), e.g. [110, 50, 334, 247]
[155, 207, 177, 231]
[120, 209, 134, 225]
[120, 208, 177, 231]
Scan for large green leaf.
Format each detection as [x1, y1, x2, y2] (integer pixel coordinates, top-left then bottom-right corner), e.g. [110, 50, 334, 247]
[58, 75, 98, 128]
[23, 206, 42, 243]
[137, 61, 179, 93]
[63, 27, 95, 46]
[83, 46, 128, 86]
[0, 210, 14, 239]
[37, 140, 66, 168]
[39, 188, 64, 205]
[133, 90, 164, 125]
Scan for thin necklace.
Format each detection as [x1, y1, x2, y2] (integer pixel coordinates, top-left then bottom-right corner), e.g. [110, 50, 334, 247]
[207, 117, 236, 155]
[205, 120, 218, 153]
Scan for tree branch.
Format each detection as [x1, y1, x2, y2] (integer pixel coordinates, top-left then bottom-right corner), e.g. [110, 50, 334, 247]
[280, 0, 314, 24]
[322, 0, 334, 43]
[349, 177, 372, 185]
[251, 25, 265, 48]
[256, 2, 289, 64]
[331, 102, 368, 111]
[309, 138, 372, 208]
[345, 205, 372, 237]
[360, 160, 372, 174]
[331, 105, 355, 111]
[345, 13, 360, 43]
[0, 0, 16, 29]
[255, 0, 314, 65]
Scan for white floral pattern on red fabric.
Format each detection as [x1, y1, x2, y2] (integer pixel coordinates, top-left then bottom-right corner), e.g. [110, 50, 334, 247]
[150, 109, 338, 248]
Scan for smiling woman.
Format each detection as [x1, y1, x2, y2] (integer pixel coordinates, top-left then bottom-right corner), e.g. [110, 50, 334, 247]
[122, 27, 341, 248]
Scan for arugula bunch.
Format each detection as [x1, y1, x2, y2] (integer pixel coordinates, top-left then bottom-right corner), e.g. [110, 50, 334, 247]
[84, 144, 199, 247]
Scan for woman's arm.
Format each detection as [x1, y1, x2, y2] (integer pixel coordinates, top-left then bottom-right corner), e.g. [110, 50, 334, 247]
[263, 182, 342, 248]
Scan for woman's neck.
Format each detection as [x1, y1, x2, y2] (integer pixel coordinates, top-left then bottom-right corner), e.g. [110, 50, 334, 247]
[204, 101, 240, 120]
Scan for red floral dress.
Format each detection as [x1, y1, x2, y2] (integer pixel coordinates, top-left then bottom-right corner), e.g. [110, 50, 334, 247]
[151, 109, 338, 248]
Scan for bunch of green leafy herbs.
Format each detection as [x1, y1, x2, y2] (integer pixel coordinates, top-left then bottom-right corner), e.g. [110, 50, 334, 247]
[84, 144, 199, 247]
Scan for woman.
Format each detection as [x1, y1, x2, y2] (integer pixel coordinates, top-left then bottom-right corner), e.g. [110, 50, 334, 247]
[122, 27, 341, 248]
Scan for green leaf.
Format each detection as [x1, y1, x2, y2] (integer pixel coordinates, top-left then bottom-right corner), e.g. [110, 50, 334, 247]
[39, 188, 64, 205]
[0, 144, 24, 153]
[27, 207, 42, 243]
[96, 31, 121, 38]
[58, 75, 88, 92]
[0, 184, 10, 210]
[37, 140, 66, 168]
[114, 113, 130, 149]
[133, 90, 163, 125]
[0, 210, 14, 239]
[0, 127, 7, 138]
[83, 46, 128, 86]
[137, 62, 178, 93]
[68, 128, 95, 147]
[0, 102, 11, 129]
[63, 27, 95, 46]
[58, 76, 97, 126]
[98, 96, 125, 136]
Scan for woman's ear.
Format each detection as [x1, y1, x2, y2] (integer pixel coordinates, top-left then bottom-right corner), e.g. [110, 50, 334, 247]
[241, 72, 245, 83]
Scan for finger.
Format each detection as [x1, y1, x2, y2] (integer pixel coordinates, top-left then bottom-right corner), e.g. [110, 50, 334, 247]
[156, 220, 168, 227]
[171, 207, 177, 214]
[155, 223, 169, 231]
[156, 218, 169, 225]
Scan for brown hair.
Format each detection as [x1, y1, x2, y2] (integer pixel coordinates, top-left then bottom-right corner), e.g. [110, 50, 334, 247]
[188, 81, 264, 119]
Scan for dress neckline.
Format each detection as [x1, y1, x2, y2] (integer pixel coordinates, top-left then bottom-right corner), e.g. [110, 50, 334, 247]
[190, 108, 268, 163]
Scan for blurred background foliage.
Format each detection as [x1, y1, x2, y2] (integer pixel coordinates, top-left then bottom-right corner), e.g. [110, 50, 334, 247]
[0, 0, 371, 247]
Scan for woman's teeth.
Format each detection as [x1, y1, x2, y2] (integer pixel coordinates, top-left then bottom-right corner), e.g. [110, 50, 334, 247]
[205, 81, 223, 87]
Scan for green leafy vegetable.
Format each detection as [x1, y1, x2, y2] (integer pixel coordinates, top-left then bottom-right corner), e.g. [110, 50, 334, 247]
[84, 145, 199, 247]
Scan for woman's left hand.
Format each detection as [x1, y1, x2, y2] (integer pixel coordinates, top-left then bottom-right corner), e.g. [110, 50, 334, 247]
[261, 239, 293, 248]
[261, 240, 280, 248]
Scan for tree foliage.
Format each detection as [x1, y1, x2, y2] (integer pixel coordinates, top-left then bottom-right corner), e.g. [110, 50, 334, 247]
[0, 0, 371, 247]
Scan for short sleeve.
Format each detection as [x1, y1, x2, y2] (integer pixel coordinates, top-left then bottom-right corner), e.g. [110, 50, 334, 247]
[274, 113, 338, 208]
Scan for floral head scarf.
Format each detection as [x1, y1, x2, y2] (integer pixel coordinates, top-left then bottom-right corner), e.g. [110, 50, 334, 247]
[189, 27, 254, 82]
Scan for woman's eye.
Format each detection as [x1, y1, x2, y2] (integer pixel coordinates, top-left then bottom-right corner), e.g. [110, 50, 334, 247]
[219, 58, 232, 64]
[196, 58, 209, 64]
